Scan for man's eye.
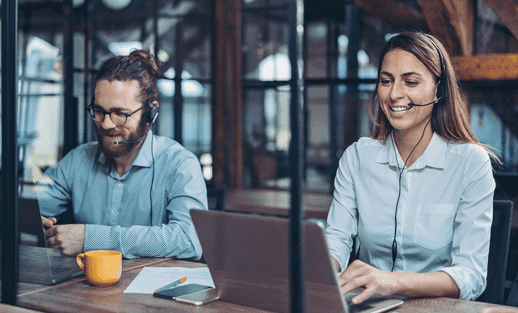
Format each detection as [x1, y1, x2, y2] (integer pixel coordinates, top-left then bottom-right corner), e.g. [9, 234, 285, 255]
[113, 112, 127, 118]
[94, 109, 105, 114]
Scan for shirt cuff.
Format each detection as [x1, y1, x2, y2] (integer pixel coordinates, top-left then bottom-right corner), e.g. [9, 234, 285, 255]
[326, 237, 350, 272]
[438, 267, 483, 300]
[84, 224, 112, 252]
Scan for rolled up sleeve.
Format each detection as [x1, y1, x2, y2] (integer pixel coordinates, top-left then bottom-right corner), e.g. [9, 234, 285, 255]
[325, 145, 358, 272]
[438, 150, 495, 300]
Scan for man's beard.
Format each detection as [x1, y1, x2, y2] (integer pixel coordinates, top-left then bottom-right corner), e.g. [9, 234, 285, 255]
[97, 123, 148, 159]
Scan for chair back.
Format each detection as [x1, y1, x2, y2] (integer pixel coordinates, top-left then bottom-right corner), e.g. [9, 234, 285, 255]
[477, 200, 513, 304]
[207, 188, 227, 211]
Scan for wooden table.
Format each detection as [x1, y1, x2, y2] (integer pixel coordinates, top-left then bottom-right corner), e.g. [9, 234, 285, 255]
[226, 189, 334, 219]
[15, 258, 269, 313]
[0, 304, 39, 313]
[5, 258, 518, 313]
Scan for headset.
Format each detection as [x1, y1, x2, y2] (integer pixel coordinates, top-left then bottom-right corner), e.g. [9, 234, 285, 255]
[428, 36, 446, 102]
[390, 35, 444, 271]
[146, 101, 159, 124]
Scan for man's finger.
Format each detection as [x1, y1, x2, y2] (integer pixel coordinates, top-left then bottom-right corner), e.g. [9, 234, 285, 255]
[44, 226, 57, 238]
[41, 216, 57, 228]
[46, 237, 60, 248]
[41, 217, 52, 228]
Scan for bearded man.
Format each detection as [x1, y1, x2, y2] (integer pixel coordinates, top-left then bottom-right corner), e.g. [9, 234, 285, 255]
[39, 50, 207, 259]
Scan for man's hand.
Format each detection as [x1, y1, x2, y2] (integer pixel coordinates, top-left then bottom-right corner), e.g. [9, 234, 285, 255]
[45, 224, 85, 256]
[41, 216, 57, 229]
[338, 260, 399, 304]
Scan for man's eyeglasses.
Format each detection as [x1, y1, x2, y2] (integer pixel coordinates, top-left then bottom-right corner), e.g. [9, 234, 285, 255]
[87, 104, 146, 126]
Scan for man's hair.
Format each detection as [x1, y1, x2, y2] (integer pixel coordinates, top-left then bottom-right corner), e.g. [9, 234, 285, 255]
[369, 32, 499, 160]
[95, 50, 160, 104]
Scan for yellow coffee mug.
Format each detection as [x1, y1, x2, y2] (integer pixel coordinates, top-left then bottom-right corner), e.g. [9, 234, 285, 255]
[76, 250, 122, 287]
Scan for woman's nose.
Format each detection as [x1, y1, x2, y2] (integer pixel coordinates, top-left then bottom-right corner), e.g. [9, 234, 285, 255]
[390, 82, 404, 101]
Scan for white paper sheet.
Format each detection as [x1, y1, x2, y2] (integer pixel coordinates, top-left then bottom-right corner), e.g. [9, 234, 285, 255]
[123, 267, 215, 294]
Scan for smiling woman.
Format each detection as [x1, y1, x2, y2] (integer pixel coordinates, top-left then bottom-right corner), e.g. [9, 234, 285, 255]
[377, 48, 437, 161]
[325, 32, 499, 305]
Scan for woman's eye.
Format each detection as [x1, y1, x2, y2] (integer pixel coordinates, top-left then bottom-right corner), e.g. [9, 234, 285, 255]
[406, 81, 418, 86]
[380, 80, 391, 86]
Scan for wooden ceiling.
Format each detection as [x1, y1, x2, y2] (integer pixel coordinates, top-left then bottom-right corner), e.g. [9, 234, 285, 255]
[352, 0, 518, 81]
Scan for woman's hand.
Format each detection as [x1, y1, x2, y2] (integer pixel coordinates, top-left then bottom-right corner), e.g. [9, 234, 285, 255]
[338, 260, 400, 304]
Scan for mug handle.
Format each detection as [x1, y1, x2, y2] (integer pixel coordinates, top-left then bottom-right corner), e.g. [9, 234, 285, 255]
[76, 253, 85, 270]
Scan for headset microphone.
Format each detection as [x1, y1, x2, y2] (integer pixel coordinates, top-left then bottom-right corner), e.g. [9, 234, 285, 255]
[408, 97, 441, 107]
[112, 132, 148, 145]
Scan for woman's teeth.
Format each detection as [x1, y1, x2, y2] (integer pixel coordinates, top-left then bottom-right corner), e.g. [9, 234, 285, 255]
[390, 106, 411, 113]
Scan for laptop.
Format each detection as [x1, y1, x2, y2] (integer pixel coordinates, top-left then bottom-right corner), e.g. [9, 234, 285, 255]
[190, 209, 404, 313]
[0, 195, 84, 285]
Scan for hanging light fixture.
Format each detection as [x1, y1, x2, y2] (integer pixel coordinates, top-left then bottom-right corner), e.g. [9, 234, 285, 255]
[102, 0, 132, 10]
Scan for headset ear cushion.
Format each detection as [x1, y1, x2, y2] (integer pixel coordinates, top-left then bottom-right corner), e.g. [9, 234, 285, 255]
[148, 102, 159, 123]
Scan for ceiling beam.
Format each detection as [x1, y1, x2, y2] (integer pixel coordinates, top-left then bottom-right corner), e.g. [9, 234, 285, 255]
[417, 0, 473, 56]
[452, 54, 518, 81]
[484, 0, 518, 41]
[351, 0, 429, 32]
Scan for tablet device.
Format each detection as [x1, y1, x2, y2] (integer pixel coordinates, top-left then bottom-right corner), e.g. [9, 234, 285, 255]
[153, 284, 212, 300]
[175, 288, 220, 305]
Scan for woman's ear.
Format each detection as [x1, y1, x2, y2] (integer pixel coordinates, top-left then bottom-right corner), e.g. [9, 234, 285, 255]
[435, 80, 441, 100]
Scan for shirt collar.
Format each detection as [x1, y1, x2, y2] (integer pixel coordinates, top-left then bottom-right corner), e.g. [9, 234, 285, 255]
[417, 132, 447, 169]
[375, 133, 399, 167]
[98, 129, 154, 169]
[375, 132, 447, 170]
[131, 129, 154, 168]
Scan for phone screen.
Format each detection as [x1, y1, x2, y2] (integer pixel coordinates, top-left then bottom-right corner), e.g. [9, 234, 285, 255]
[153, 284, 212, 300]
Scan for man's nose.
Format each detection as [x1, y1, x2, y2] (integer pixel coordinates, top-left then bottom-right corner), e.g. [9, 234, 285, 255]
[100, 113, 117, 129]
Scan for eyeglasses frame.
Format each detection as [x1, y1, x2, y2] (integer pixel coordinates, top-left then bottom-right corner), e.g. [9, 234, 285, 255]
[87, 103, 147, 126]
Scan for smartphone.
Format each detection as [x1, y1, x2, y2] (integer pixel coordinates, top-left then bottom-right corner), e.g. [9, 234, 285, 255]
[153, 284, 212, 300]
[175, 288, 219, 306]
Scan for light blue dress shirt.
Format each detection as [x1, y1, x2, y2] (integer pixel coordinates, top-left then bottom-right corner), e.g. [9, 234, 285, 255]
[325, 132, 495, 300]
[38, 130, 208, 260]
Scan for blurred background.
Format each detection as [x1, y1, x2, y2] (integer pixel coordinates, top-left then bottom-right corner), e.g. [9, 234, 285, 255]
[2, 0, 518, 298]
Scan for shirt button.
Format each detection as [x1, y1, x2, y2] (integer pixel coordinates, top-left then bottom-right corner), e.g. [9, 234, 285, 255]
[112, 209, 116, 213]
[117, 181, 122, 186]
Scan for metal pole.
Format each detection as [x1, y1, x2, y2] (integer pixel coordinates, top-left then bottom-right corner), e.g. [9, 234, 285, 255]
[288, 0, 304, 312]
[154, 0, 160, 62]
[2, 0, 19, 305]
[174, 13, 184, 144]
[329, 20, 339, 194]
[63, 0, 77, 155]
[83, 0, 90, 143]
